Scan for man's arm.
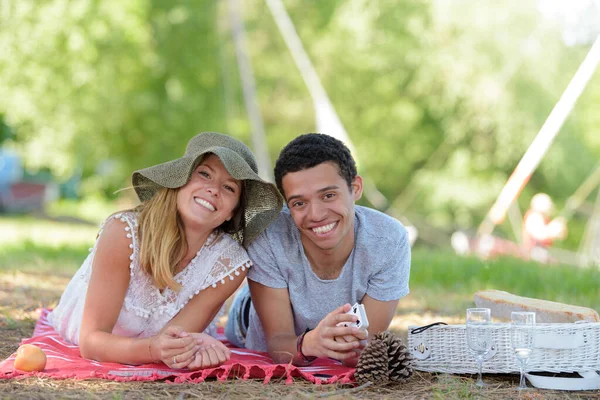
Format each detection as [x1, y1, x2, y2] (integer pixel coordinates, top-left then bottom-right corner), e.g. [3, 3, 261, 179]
[249, 280, 362, 365]
[361, 295, 399, 335]
[360, 220, 410, 336]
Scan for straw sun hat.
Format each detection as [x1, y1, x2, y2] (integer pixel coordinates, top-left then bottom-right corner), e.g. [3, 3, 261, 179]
[132, 132, 283, 246]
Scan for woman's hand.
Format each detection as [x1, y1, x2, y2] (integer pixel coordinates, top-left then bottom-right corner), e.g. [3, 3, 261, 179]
[186, 333, 231, 370]
[151, 326, 202, 369]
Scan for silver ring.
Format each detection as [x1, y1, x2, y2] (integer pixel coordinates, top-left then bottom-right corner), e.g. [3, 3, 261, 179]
[173, 356, 177, 365]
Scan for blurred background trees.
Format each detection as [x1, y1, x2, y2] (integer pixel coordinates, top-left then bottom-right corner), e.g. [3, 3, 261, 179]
[1, 0, 599, 249]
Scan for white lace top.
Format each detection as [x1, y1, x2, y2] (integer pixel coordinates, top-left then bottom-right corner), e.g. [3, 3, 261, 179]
[48, 211, 252, 345]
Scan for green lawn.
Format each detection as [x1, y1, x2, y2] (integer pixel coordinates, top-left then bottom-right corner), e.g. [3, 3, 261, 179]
[1, 214, 599, 316]
[411, 249, 600, 315]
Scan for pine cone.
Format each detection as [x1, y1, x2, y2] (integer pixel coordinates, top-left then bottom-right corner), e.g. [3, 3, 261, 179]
[355, 336, 389, 384]
[376, 331, 414, 381]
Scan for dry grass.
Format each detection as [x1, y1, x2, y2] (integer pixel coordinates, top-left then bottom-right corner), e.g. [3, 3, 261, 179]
[2, 276, 598, 399]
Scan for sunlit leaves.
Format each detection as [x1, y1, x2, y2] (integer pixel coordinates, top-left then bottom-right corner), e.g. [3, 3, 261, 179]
[1, 0, 598, 236]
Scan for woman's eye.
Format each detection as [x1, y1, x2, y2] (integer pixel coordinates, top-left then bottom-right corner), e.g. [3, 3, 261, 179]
[224, 185, 236, 193]
[198, 170, 210, 178]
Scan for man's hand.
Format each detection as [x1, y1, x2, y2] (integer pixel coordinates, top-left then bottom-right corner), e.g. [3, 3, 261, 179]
[187, 344, 230, 370]
[333, 328, 368, 347]
[334, 328, 368, 367]
[303, 304, 363, 361]
[186, 333, 231, 370]
[333, 303, 369, 347]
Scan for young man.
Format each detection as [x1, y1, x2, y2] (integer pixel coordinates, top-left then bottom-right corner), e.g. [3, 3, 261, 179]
[225, 133, 411, 366]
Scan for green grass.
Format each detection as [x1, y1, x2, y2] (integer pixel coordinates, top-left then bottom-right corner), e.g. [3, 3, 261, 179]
[45, 196, 124, 225]
[0, 216, 95, 275]
[0, 240, 90, 275]
[0, 215, 99, 248]
[430, 375, 476, 399]
[411, 249, 600, 315]
[0, 214, 599, 317]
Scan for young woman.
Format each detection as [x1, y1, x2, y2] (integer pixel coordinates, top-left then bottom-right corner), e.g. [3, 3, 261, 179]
[48, 132, 283, 370]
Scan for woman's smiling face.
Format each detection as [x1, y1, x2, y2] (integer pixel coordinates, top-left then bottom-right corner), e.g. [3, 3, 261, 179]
[176, 154, 241, 232]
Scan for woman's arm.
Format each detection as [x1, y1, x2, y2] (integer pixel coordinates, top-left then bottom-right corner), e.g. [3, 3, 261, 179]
[79, 218, 198, 365]
[164, 258, 248, 370]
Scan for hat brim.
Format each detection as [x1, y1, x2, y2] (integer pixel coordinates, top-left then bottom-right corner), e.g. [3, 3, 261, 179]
[132, 146, 283, 246]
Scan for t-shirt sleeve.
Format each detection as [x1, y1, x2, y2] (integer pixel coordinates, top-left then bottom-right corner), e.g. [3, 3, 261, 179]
[366, 227, 411, 301]
[247, 231, 288, 289]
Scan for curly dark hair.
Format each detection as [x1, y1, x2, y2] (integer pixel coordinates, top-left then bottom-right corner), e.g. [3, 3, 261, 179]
[274, 133, 357, 197]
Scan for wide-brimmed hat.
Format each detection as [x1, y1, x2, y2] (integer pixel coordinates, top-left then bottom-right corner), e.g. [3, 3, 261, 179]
[132, 132, 283, 246]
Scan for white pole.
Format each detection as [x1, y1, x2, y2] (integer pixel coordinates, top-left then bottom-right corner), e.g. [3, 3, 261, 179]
[229, 0, 273, 181]
[265, 0, 388, 209]
[478, 34, 600, 236]
[265, 0, 333, 120]
[562, 163, 600, 220]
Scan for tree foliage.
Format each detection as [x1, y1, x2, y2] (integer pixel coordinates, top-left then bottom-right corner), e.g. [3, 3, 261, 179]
[0, 0, 227, 194]
[1, 0, 599, 238]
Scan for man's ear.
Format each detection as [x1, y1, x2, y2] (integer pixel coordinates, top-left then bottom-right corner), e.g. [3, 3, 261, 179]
[352, 175, 363, 201]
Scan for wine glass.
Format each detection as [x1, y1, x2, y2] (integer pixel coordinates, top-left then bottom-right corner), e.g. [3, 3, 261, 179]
[466, 308, 492, 387]
[511, 311, 536, 390]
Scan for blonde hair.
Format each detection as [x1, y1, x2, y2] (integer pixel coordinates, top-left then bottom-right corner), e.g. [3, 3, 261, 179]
[135, 188, 186, 292]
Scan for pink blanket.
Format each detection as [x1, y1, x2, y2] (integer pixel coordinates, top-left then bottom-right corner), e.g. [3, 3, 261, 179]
[0, 309, 354, 384]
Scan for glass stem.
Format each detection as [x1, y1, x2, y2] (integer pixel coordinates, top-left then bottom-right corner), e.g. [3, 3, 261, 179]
[519, 360, 526, 389]
[476, 356, 484, 387]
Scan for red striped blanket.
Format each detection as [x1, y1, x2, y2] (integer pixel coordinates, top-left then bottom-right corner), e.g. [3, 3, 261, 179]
[0, 309, 355, 384]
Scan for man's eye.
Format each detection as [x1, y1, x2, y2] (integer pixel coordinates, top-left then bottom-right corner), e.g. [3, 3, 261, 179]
[324, 193, 335, 199]
[292, 201, 304, 207]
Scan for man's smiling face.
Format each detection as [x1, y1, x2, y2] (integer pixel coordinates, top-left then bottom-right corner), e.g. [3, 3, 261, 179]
[282, 162, 362, 254]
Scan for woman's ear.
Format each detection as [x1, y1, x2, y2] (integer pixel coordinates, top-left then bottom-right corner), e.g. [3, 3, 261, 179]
[352, 175, 363, 201]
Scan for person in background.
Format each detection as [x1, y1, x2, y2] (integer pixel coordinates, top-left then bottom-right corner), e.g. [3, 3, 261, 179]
[522, 193, 567, 261]
[226, 133, 411, 366]
[48, 132, 282, 369]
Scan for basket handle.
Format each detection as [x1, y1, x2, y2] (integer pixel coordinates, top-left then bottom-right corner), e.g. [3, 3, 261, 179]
[410, 322, 448, 334]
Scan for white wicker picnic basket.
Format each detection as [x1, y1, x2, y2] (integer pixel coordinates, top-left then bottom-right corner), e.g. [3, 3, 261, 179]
[407, 321, 600, 375]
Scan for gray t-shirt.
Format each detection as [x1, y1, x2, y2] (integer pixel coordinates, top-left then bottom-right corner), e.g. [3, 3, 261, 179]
[245, 205, 411, 352]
